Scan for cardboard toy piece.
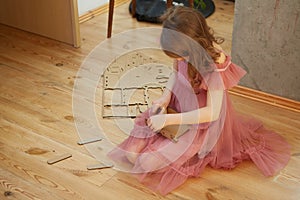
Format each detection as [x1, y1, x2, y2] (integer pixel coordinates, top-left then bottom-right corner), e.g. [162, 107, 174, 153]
[159, 107, 191, 143]
[47, 153, 72, 165]
[77, 137, 102, 145]
[87, 163, 114, 170]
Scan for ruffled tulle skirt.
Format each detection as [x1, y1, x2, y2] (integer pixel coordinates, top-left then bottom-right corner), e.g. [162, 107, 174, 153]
[108, 92, 291, 195]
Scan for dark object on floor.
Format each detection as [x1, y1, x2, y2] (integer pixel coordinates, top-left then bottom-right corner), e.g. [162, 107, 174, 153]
[129, 0, 215, 23]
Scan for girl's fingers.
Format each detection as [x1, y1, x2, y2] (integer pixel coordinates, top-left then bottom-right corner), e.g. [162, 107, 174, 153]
[159, 106, 166, 114]
[151, 104, 166, 115]
[151, 104, 160, 115]
[147, 120, 157, 132]
[147, 118, 152, 126]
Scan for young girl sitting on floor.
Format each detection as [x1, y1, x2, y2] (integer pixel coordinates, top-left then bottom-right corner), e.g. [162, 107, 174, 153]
[108, 6, 290, 195]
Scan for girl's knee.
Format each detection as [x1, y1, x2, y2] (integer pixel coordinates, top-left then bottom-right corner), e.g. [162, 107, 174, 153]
[139, 153, 166, 172]
[126, 152, 138, 163]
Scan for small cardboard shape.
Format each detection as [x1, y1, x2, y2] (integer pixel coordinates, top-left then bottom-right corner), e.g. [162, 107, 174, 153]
[159, 108, 191, 143]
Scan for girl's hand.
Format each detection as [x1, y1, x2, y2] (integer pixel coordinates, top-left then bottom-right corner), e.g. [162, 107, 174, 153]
[147, 114, 167, 133]
[150, 90, 171, 115]
[150, 103, 166, 115]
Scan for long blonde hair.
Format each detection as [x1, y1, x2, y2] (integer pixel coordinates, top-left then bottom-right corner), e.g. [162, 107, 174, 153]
[160, 6, 224, 87]
[160, 6, 224, 61]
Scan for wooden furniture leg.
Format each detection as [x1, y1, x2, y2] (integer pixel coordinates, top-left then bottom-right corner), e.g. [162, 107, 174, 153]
[107, 0, 114, 38]
[131, 0, 136, 17]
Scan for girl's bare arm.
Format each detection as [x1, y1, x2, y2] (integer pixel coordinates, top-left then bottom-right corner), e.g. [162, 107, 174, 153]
[165, 89, 223, 125]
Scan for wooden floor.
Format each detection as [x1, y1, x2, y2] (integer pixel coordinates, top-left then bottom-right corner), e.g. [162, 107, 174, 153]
[0, 0, 299, 199]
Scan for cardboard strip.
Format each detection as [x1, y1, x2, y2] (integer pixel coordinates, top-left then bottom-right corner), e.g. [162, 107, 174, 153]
[87, 163, 114, 170]
[47, 153, 72, 165]
[77, 137, 102, 145]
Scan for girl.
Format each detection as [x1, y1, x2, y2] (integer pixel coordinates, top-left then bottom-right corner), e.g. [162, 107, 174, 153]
[108, 6, 290, 195]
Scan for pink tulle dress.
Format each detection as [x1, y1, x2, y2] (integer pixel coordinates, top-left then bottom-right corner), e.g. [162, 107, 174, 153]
[107, 54, 291, 195]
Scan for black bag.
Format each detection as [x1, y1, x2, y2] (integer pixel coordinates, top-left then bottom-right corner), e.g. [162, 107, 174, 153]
[129, 0, 215, 23]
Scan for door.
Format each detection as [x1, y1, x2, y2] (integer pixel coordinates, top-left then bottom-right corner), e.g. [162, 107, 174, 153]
[0, 0, 80, 47]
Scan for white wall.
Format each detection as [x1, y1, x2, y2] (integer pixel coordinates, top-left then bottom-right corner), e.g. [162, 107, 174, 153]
[77, 0, 109, 16]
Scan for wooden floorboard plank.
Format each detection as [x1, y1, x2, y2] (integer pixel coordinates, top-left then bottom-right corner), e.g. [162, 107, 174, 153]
[0, 120, 118, 199]
[0, 168, 59, 200]
[0, 0, 299, 199]
[0, 146, 113, 200]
